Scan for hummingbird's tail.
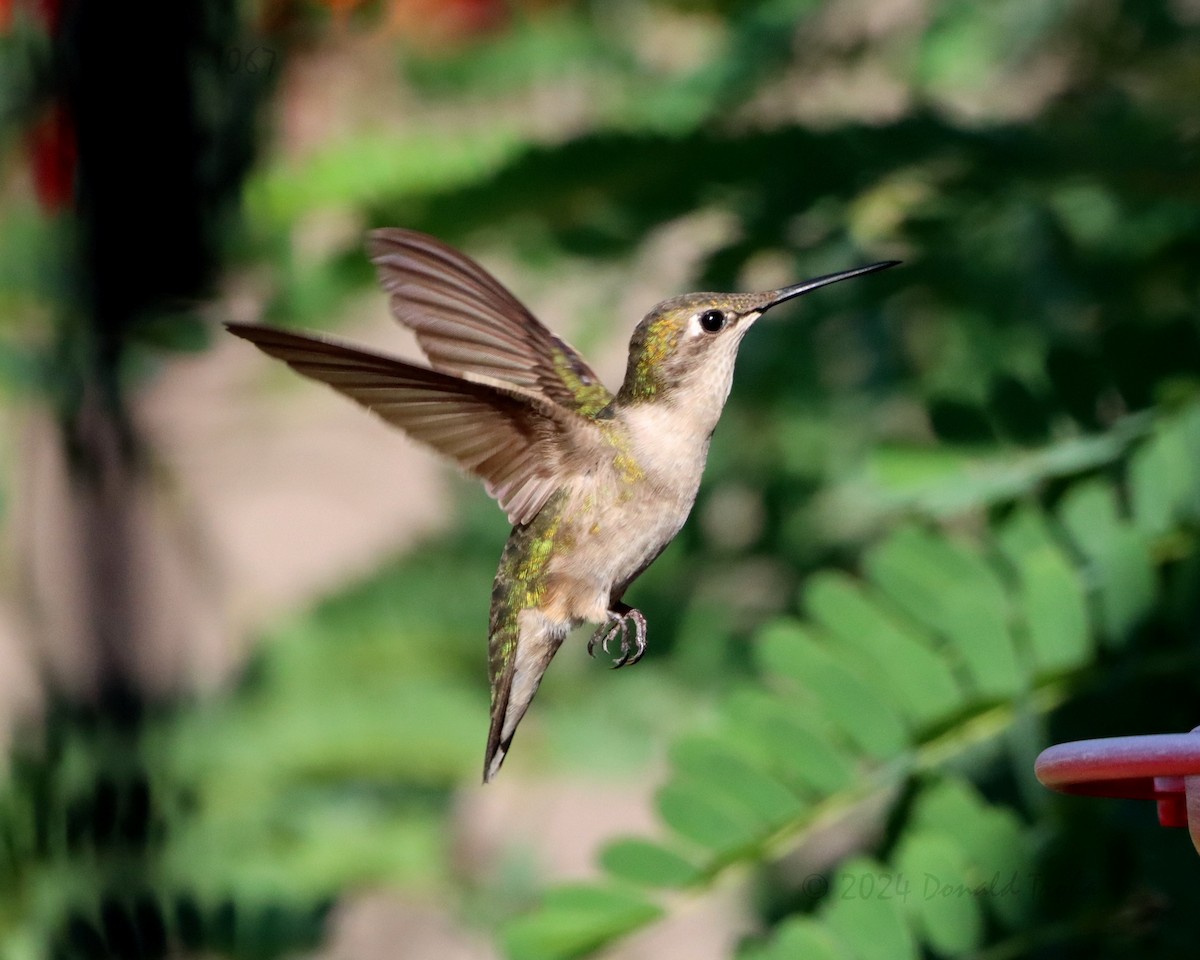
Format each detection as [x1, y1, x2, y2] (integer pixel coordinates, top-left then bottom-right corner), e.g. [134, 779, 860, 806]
[483, 611, 567, 782]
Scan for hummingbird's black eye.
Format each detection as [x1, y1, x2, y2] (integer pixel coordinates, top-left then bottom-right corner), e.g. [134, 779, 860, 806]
[698, 309, 727, 333]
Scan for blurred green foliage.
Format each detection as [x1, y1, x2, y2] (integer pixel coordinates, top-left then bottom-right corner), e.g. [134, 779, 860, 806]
[4, 0, 1200, 958]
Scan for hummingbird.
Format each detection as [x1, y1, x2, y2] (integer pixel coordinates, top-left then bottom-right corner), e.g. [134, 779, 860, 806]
[227, 229, 897, 782]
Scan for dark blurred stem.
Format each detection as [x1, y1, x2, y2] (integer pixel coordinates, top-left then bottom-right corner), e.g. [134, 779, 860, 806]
[47, 0, 268, 712]
[66, 371, 142, 720]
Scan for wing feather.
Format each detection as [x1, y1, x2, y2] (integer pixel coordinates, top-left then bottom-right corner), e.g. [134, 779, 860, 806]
[227, 323, 596, 525]
[367, 229, 615, 417]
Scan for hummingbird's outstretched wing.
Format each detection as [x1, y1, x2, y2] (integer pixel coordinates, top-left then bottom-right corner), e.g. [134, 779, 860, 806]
[367, 229, 615, 417]
[226, 323, 595, 525]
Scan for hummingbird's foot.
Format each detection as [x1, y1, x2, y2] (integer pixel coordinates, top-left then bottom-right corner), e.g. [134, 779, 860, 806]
[587, 614, 622, 660]
[587, 605, 648, 669]
[612, 608, 647, 668]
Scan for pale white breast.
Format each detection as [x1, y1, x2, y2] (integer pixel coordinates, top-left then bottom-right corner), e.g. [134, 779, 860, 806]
[596, 402, 712, 583]
[619, 402, 712, 487]
[543, 403, 713, 623]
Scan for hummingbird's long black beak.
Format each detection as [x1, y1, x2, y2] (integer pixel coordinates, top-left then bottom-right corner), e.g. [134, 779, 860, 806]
[761, 260, 901, 312]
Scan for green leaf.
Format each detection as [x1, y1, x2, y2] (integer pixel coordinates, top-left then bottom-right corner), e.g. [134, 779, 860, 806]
[599, 839, 700, 889]
[823, 858, 919, 960]
[865, 526, 1025, 699]
[1130, 427, 1180, 538]
[655, 778, 760, 853]
[996, 506, 1091, 673]
[669, 736, 806, 827]
[909, 778, 1035, 927]
[1058, 480, 1156, 643]
[864, 423, 1148, 517]
[1131, 407, 1200, 536]
[741, 917, 852, 960]
[721, 689, 856, 796]
[502, 884, 662, 960]
[755, 620, 910, 759]
[1168, 405, 1200, 520]
[772, 919, 852, 959]
[893, 832, 983, 955]
[803, 573, 964, 727]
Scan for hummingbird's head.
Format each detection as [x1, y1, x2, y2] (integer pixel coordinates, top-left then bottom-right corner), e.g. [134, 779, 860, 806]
[617, 260, 899, 414]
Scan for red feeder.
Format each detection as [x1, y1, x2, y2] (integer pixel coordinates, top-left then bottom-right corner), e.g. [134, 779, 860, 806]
[1035, 728, 1200, 854]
